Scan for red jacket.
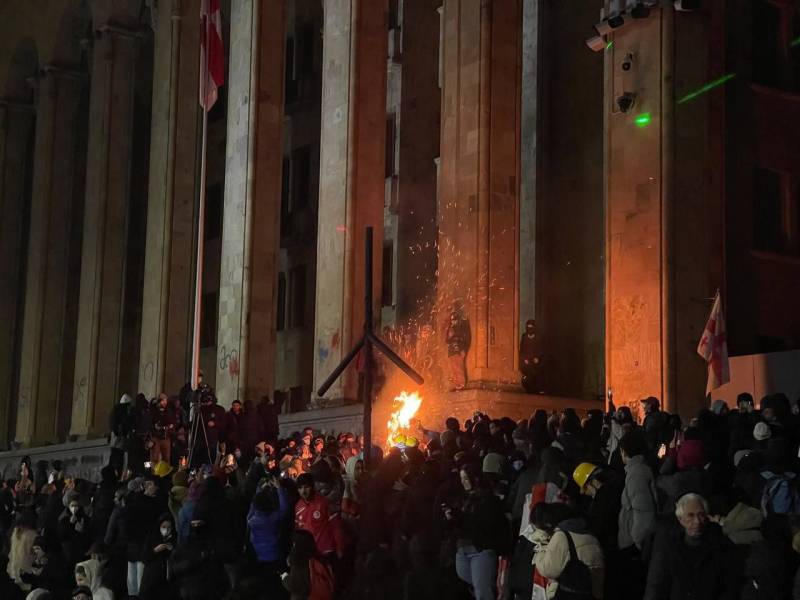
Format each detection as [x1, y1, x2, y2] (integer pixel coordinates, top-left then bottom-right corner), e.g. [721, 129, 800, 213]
[295, 494, 344, 556]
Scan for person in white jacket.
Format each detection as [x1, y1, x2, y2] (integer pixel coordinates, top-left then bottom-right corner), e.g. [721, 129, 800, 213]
[532, 503, 605, 599]
[75, 559, 115, 600]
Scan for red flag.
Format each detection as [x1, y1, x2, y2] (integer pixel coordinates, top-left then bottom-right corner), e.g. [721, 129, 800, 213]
[697, 292, 730, 395]
[200, 0, 224, 110]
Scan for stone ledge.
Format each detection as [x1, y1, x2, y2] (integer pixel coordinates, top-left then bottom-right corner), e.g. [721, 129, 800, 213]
[0, 439, 111, 482]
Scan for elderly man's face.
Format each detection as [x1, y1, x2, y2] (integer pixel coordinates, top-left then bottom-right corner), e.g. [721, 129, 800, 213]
[679, 498, 708, 539]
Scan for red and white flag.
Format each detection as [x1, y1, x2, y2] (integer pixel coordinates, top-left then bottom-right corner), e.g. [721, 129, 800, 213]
[200, 0, 224, 110]
[697, 292, 730, 396]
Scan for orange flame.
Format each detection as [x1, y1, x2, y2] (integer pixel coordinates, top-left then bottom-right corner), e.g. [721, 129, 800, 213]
[386, 391, 423, 450]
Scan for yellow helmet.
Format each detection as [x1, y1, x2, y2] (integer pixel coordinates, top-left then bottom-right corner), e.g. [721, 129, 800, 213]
[405, 436, 419, 448]
[573, 462, 599, 493]
[153, 461, 174, 478]
[393, 434, 407, 446]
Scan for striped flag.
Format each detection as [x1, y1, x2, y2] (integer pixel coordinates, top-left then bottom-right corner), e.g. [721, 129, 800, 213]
[697, 292, 730, 395]
[200, 0, 224, 110]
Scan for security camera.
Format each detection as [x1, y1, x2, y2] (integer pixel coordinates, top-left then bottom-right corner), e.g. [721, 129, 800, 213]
[621, 53, 634, 71]
[616, 92, 637, 113]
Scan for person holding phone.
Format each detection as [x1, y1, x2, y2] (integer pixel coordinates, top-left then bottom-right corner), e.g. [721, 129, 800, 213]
[139, 513, 177, 600]
[59, 495, 92, 570]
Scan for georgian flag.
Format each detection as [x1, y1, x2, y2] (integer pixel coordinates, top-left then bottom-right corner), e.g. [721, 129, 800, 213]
[697, 292, 730, 395]
[200, 0, 224, 110]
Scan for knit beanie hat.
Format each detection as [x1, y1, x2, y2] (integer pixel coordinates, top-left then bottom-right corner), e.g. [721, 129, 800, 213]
[753, 422, 771, 442]
[482, 452, 504, 475]
[126, 477, 144, 493]
[677, 439, 707, 470]
[296, 473, 314, 488]
[172, 470, 190, 488]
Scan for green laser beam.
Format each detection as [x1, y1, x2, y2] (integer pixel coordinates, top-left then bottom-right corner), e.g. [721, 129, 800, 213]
[677, 73, 736, 104]
[635, 113, 651, 128]
[606, 42, 613, 50]
[791, 36, 800, 48]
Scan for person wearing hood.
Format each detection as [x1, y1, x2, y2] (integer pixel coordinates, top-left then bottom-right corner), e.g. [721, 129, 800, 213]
[341, 456, 364, 523]
[167, 471, 190, 524]
[247, 475, 292, 576]
[729, 393, 758, 459]
[176, 481, 203, 543]
[91, 466, 120, 543]
[123, 478, 165, 599]
[59, 495, 92, 570]
[445, 462, 510, 600]
[139, 514, 176, 600]
[656, 436, 712, 513]
[75, 559, 115, 600]
[641, 397, 671, 457]
[109, 395, 132, 475]
[644, 493, 740, 600]
[532, 502, 605, 600]
[519, 319, 541, 394]
[169, 519, 228, 600]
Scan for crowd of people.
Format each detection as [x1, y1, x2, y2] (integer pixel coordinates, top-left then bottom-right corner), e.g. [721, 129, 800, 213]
[3, 388, 800, 600]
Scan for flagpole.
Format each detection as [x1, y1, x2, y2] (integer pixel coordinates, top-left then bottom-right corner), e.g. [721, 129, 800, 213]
[191, 8, 211, 391]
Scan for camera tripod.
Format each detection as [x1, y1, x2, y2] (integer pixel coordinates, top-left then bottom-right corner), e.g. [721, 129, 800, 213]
[187, 397, 212, 468]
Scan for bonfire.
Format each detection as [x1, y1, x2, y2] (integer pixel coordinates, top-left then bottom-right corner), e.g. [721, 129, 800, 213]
[385, 391, 423, 451]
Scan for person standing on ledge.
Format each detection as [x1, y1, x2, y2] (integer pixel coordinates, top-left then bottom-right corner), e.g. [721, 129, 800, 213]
[519, 319, 541, 394]
[445, 312, 471, 392]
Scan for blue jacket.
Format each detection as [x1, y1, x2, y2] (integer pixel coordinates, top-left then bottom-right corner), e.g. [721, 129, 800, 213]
[248, 488, 292, 563]
[177, 498, 198, 543]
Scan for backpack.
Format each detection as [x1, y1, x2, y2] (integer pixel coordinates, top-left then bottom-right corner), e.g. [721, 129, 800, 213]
[508, 536, 536, 595]
[760, 471, 800, 516]
[553, 531, 594, 600]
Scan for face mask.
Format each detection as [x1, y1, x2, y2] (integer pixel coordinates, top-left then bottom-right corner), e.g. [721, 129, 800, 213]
[160, 527, 172, 537]
[234, 450, 242, 460]
[70, 506, 79, 515]
[512, 460, 524, 471]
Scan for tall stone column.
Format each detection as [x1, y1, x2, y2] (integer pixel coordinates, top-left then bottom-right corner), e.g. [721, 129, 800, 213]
[71, 25, 142, 438]
[437, 0, 522, 389]
[139, 0, 200, 398]
[312, 0, 389, 402]
[214, 0, 286, 408]
[0, 102, 35, 449]
[605, 7, 722, 419]
[15, 67, 86, 445]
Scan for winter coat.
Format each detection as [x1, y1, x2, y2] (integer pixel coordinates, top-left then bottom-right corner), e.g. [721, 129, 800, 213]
[169, 533, 227, 600]
[618, 455, 657, 550]
[58, 510, 92, 567]
[124, 494, 165, 562]
[509, 466, 539, 527]
[722, 502, 764, 546]
[7, 527, 36, 588]
[585, 472, 624, 553]
[257, 397, 284, 442]
[656, 459, 713, 514]
[453, 489, 510, 555]
[238, 402, 264, 455]
[342, 456, 363, 521]
[643, 410, 671, 454]
[168, 486, 189, 524]
[140, 527, 177, 600]
[534, 519, 605, 600]
[248, 488, 292, 563]
[644, 522, 740, 600]
[295, 494, 344, 556]
[76, 558, 115, 600]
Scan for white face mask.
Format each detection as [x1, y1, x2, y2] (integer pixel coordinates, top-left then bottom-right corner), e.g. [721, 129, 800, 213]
[234, 450, 242, 460]
[70, 506, 79, 515]
[512, 460, 524, 471]
[160, 527, 171, 538]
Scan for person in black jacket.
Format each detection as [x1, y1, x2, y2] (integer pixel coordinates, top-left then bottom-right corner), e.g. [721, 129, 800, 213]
[644, 493, 740, 600]
[58, 496, 92, 571]
[20, 536, 66, 596]
[139, 513, 176, 600]
[445, 462, 509, 600]
[445, 312, 471, 391]
[519, 319, 541, 394]
[257, 395, 284, 445]
[91, 467, 119, 543]
[109, 395, 132, 475]
[170, 520, 228, 600]
[124, 480, 167, 599]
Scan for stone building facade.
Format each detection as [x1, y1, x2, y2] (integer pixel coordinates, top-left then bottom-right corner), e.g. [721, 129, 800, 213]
[1, 0, 799, 454]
